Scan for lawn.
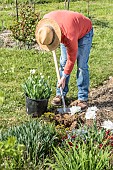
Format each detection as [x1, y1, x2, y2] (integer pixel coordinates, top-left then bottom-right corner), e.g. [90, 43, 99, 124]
[0, 0, 113, 130]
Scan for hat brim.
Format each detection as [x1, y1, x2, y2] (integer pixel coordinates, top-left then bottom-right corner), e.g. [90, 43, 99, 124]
[35, 18, 61, 51]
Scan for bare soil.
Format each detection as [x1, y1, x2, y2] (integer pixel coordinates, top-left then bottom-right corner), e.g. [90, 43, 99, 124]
[88, 76, 113, 125]
[53, 76, 113, 130]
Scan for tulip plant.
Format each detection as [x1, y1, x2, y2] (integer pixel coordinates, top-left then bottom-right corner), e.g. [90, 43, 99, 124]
[22, 69, 52, 100]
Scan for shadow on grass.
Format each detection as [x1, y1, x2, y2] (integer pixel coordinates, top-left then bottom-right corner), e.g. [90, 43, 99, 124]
[91, 17, 110, 28]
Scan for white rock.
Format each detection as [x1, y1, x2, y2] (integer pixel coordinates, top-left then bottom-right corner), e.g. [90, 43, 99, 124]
[85, 106, 98, 119]
[70, 106, 81, 115]
[101, 120, 113, 130]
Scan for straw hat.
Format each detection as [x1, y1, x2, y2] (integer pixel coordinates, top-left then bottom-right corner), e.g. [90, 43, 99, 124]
[35, 18, 61, 51]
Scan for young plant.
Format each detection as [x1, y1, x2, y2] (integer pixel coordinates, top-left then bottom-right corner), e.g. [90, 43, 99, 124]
[0, 137, 25, 170]
[22, 69, 52, 99]
[56, 122, 113, 170]
[46, 139, 112, 170]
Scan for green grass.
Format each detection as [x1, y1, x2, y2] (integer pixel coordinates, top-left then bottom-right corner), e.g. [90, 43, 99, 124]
[0, 0, 113, 130]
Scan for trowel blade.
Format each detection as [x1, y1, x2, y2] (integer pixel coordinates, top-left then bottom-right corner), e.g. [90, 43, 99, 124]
[57, 107, 71, 114]
[57, 105, 82, 114]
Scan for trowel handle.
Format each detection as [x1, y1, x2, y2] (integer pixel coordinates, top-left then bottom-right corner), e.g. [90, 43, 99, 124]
[52, 50, 66, 113]
[52, 50, 60, 81]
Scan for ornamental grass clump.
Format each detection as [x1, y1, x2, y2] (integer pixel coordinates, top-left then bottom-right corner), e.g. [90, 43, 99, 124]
[22, 69, 52, 100]
[46, 140, 111, 170]
[0, 120, 60, 166]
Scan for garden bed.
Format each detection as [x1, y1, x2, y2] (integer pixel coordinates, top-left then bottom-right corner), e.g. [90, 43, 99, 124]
[88, 76, 113, 125]
[47, 76, 113, 130]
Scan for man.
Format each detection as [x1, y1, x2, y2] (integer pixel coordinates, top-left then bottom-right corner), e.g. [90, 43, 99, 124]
[35, 10, 94, 109]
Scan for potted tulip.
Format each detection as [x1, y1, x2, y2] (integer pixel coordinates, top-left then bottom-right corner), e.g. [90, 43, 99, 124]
[22, 69, 52, 117]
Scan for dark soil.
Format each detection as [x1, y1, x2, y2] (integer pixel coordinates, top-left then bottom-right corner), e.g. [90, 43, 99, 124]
[52, 76, 113, 130]
[88, 76, 113, 126]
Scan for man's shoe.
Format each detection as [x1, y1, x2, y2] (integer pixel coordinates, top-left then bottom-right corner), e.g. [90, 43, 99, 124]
[70, 100, 88, 110]
[51, 96, 62, 106]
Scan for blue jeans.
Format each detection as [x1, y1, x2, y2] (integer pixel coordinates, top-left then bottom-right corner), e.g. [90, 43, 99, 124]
[56, 28, 94, 101]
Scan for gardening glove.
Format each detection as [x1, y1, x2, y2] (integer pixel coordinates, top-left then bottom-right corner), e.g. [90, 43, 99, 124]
[58, 76, 66, 89]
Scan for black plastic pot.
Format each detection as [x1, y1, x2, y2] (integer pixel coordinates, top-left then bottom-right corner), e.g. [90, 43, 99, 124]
[25, 95, 48, 117]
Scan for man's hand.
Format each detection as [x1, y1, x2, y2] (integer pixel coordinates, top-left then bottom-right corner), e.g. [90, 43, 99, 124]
[58, 76, 66, 89]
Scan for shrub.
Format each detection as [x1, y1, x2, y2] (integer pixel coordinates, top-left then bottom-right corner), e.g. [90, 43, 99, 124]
[10, 3, 40, 48]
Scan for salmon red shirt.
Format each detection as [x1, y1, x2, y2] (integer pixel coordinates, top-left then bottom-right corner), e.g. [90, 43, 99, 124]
[44, 10, 92, 75]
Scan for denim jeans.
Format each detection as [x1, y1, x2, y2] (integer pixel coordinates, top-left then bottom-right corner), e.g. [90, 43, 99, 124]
[56, 28, 94, 101]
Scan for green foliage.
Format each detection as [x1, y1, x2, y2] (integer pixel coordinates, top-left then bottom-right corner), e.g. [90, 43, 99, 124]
[0, 120, 60, 165]
[71, 122, 106, 144]
[0, 137, 25, 170]
[47, 141, 111, 170]
[0, 0, 71, 4]
[0, 90, 4, 106]
[1, 0, 112, 4]
[61, 122, 113, 150]
[10, 3, 40, 47]
[22, 69, 52, 99]
[46, 125, 113, 170]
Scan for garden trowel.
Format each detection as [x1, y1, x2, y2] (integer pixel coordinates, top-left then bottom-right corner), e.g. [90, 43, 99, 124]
[52, 50, 82, 114]
[52, 50, 67, 113]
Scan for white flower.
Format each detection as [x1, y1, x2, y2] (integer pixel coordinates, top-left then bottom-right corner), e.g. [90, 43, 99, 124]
[30, 69, 36, 74]
[41, 75, 44, 79]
